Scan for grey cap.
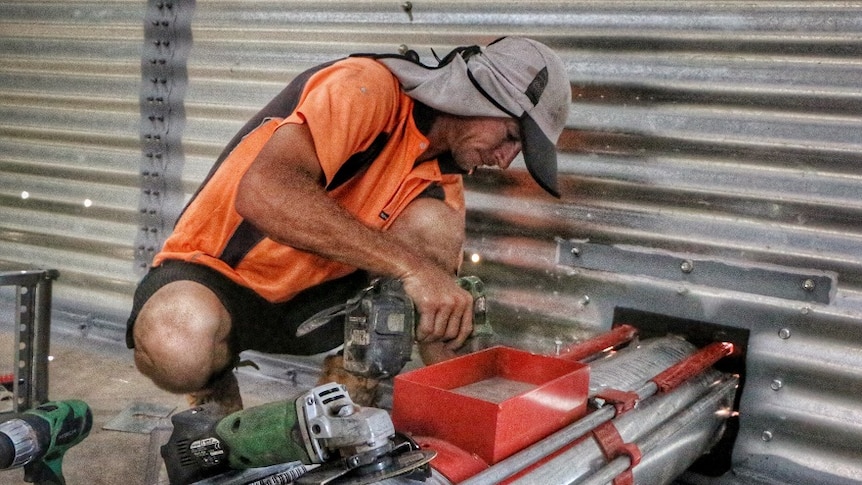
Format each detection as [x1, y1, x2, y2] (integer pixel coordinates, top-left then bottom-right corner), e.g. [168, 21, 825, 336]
[378, 37, 571, 197]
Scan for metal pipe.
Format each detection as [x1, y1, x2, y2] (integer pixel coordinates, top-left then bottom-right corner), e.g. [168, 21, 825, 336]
[558, 324, 638, 362]
[509, 371, 726, 485]
[588, 336, 695, 396]
[577, 377, 738, 485]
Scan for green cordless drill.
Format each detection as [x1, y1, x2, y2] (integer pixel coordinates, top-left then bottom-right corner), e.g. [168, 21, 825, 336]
[0, 400, 93, 485]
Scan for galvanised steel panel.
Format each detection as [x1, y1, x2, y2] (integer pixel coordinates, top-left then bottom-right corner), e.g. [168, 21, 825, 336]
[0, 1, 145, 329]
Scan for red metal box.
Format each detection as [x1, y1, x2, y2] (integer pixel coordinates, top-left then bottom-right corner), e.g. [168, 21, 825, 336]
[392, 346, 589, 464]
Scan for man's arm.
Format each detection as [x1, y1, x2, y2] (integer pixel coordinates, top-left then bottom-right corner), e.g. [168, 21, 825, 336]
[387, 196, 474, 363]
[235, 122, 473, 348]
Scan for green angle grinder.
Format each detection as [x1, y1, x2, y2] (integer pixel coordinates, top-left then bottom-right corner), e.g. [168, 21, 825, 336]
[0, 400, 93, 485]
[161, 382, 436, 485]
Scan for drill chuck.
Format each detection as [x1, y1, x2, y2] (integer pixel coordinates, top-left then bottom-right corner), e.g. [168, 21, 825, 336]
[0, 417, 46, 469]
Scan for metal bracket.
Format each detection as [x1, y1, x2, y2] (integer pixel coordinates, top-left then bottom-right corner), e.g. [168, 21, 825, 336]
[557, 240, 835, 304]
[1, 269, 59, 412]
[136, 0, 194, 273]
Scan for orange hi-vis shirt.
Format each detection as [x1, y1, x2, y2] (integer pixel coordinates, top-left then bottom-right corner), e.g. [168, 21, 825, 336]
[154, 57, 465, 303]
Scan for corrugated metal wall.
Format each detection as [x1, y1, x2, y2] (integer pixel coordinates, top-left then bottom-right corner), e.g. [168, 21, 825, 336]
[1, 1, 861, 483]
[0, 1, 145, 333]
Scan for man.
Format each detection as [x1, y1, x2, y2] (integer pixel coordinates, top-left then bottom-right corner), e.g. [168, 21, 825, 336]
[126, 36, 571, 412]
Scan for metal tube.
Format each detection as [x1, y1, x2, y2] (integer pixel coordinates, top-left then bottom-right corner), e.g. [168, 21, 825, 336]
[509, 371, 725, 485]
[589, 336, 695, 396]
[460, 406, 617, 485]
[558, 324, 638, 362]
[577, 377, 738, 485]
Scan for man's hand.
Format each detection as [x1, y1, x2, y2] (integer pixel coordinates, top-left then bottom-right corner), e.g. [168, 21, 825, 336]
[402, 268, 473, 350]
[418, 341, 459, 365]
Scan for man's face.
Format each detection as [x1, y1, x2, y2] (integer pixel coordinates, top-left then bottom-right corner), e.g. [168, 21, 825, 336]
[449, 116, 522, 174]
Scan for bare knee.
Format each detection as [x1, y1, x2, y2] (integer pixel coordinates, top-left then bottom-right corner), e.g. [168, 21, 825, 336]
[132, 281, 233, 394]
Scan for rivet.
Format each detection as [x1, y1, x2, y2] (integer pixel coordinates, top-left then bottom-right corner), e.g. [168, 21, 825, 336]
[802, 279, 816, 292]
[778, 328, 791, 339]
[680, 260, 694, 273]
[570, 247, 580, 257]
[761, 430, 773, 442]
[770, 379, 783, 391]
[401, 1, 414, 21]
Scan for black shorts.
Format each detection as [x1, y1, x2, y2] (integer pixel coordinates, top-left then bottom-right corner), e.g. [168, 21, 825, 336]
[125, 260, 368, 356]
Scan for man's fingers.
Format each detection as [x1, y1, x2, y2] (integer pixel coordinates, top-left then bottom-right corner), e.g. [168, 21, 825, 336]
[447, 308, 473, 350]
[415, 310, 434, 342]
[405, 274, 474, 347]
[432, 306, 453, 341]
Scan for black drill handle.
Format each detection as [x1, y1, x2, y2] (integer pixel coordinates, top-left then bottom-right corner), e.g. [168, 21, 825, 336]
[24, 460, 65, 485]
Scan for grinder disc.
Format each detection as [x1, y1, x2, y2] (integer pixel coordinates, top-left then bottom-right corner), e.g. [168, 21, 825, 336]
[296, 449, 435, 485]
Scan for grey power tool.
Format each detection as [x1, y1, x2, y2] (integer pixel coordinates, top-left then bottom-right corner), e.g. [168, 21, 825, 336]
[161, 383, 435, 485]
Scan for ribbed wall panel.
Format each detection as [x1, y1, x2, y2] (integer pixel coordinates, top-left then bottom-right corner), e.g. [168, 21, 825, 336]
[0, 1, 145, 327]
[1, 2, 860, 483]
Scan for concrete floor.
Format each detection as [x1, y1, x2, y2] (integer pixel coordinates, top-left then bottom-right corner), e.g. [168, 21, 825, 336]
[0, 328, 305, 485]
